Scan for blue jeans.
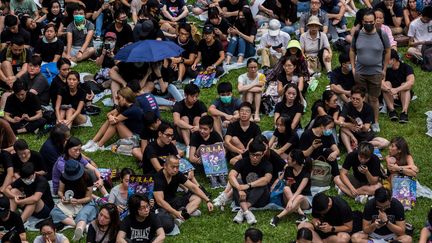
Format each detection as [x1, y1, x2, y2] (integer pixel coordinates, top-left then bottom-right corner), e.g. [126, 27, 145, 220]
[226, 37, 256, 58]
[281, 22, 299, 35]
[95, 13, 104, 37]
[155, 84, 184, 107]
[297, 1, 311, 13]
[50, 200, 98, 224]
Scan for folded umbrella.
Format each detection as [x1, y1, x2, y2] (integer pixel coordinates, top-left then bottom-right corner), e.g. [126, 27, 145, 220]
[114, 40, 184, 63]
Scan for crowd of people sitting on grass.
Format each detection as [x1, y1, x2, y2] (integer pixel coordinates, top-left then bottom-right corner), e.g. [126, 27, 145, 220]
[0, 0, 430, 241]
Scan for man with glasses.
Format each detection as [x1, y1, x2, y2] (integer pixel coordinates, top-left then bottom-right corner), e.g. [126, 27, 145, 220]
[228, 139, 272, 225]
[298, 192, 352, 243]
[338, 141, 383, 204]
[351, 188, 411, 243]
[154, 155, 213, 226]
[224, 102, 261, 156]
[117, 194, 166, 243]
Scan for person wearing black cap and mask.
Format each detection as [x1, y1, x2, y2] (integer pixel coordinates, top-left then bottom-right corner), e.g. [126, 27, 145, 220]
[0, 196, 28, 242]
[133, 5, 165, 41]
[49, 159, 97, 242]
[191, 25, 225, 78]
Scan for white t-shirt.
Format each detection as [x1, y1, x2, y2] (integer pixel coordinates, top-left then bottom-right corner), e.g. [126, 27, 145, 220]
[238, 72, 266, 86]
[407, 18, 432, 42]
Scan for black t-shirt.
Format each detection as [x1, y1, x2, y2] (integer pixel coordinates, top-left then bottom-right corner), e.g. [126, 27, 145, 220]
[59, 86, 86, 109]
[39, 138, 61, 180]
[139, 120, 172, 142]
[0, 48, 31, 76]
[340, 102, 374, 128]
[197, 39, 223, 68]
[120, 213, 162, 243]
[385, 62, 414, 88]
[363, 198, 405, 236]
[312, 196, 353, 226]
[273, 129, 299, 152]
[173, 38, 198, 59]
[219, 0, 247, 23]
[299, 129, 336, 160]
[142, 142, 178, 174]
[241, 150, 286, 183]
[283, 166, 311, 196]
[233, 156, 273, 184]
[49, 76, 66, 106]
[33, 38, 64, 63]
[204, 17, 230, 35]
[117, 62, 149, 82]
[0, 211, 26, 234]
[0, 151, 13, 183]
[342, 150, 382, 183]
[60, 172, 93, 199]
[329, 67, 355, 91]
[162, 0, 186, 19]
[190, 131, 223, 148]
[235, 21, 257, 38]
[20, 72, 50, 106]
[310, 100, 340, 122]
[4, 92, 41, 118]
[106, 23, 134, 50]
[0, 28, 31, 45]
[374, 1, 403, 27]
[153, 169, 188, 202]
[226, 121, 261, 147]
[173, 100, 207, 125]
[120, 103, 144, 135]
[11, 174, 54, 209]
[274, 102, 304, 128]
[12, 150, 46, 175]
[27, 23, 44, 47]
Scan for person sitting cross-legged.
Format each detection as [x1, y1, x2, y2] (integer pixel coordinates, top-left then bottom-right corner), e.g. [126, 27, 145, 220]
[153, 155, 214, 225]
[337, 141, 383, 204]
[351, 187, 412, 243]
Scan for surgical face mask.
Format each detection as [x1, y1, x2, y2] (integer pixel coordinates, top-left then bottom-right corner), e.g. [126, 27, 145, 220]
[387, 63, 393, 69]
[22, 177, 35, 185]
[220, 95, 232, 104]
[346, 63, 352, 72]
[74, 14, 85, 24]
[363, 23, 374, 32]
[106, 41, 116, 49]
[323, 129, 332, 136]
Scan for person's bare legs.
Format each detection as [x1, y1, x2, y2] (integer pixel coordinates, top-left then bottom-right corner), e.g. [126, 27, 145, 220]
[253, 92, 261, 121]
[400, 89, 411, 113]
[369, 95, 380, 124]
[0, 92, 12, 110]
[297, 222, 324, 243]
[382, 82, 395, 111]
[116, 122, 133, 139]
[179, 116, 191, 146]
[351, 231, 369, 243]
[369, 137, 390, 149]
[75, 47, 95, 62]
[186, 194, 202, 214]
[177, 63, 186, 81]
[340, 128, 354, 153]
[355, 183, 382, 196]
[92, 120, 110, 144]
[1, 61, 14, 78]
[212, 116, 223, 137]
[323, 49, 332, 73]
[21, 199, 45, 222]
[110, 81, 122, 105]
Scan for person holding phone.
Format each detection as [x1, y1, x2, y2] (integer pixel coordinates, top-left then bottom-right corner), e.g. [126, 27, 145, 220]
[351, 188, 412, 243]
[338, 141, 383, 204]
[0, 196, 28, 243]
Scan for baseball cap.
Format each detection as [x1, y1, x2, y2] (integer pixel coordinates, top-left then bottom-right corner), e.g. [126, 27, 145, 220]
[203, 25, 214, 34]
[268, 19, 281, 37]
[105, 32, 117, 40]
[0, 196, 10, 219]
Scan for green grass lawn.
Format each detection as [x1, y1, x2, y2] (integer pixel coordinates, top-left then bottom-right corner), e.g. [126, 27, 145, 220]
[19, 23, 432, 243]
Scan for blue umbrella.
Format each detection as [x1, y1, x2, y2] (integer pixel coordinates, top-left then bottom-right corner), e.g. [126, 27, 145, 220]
[114, 40, 184, 62]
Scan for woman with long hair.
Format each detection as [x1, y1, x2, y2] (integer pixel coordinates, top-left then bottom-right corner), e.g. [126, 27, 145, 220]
[269, 115, 298, 160]
[87, 203, 120, 243]
[277, 55, 307, 99]
[39, 124, 70, 179]
[386, 137, 418, 179]
[108, 168, 133, 215]
[274, 83, 304, 132]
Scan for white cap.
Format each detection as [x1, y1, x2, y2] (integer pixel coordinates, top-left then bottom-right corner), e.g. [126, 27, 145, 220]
[268, 19, 281, 37]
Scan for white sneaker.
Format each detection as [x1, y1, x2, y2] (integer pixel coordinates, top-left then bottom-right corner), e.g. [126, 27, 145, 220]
[243, 210, 257, 225]
[82, 140, 96, 150]
[174, 218, 185, 226]
[371, 123, 380, 133]
[190, 209, 201, 217]
[213, 192, 228, 207]
[355, 195, 368, 204]
[85, 143, 103, 153]
[336, 185, 345, 196]
[185, 146, 190, 158]
[233, 209, 244, 224]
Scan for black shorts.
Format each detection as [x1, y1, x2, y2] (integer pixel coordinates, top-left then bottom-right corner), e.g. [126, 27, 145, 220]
[168, 191, 193, 210]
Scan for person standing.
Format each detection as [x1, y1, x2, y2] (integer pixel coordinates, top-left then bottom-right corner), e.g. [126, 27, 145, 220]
[349, 9, 391, 133]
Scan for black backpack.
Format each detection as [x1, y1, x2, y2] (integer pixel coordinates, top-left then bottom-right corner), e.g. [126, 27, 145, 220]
[421, 44, 432, 71]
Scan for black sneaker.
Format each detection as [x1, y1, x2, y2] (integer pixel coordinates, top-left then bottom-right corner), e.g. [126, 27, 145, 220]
[399, 112, 409, 123]
[270, 215, 280, 227]
[388, 110, 398, 122]
[295, 215, 308, 224]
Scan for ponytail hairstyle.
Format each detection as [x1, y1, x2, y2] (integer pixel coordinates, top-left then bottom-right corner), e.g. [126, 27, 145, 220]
[289, 149, 312, 172]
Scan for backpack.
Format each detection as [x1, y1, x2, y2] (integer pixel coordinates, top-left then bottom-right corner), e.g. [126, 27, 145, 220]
[310, 158, 333, 187]
[421, 44, 432, 71]
[352, 28, 386, 53]
[40, 62, 59, 85]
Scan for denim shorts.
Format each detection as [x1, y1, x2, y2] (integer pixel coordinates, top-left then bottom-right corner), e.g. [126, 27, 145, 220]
[50, 200, 97, 224]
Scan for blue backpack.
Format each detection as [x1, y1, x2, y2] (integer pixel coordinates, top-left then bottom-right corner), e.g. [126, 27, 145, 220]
[40, 62, 59, 85]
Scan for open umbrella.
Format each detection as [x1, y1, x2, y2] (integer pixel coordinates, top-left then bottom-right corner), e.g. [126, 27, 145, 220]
[114, 40, 184, 62]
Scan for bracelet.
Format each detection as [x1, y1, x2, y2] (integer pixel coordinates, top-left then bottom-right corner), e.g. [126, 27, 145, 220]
[248, 183, 252, 189]
[78, 50, 83, 54]
[156, 76, 162, 80]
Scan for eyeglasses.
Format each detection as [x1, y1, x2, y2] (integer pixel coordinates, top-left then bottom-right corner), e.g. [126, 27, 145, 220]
[163, 133, 174, 138]
[250, 152, 264, 158]
[239, 109, 251, 114]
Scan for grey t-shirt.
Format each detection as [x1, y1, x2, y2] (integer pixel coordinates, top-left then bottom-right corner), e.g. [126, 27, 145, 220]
[34, 233, 67, 243]
[108, 184, 128, 207]
[66, 20, 95, 47]
[352, 30, 390, 75]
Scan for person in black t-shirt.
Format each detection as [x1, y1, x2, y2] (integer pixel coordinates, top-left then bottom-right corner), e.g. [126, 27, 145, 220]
[351, 188, 411, 243]
[189, 115, 225, 189]
[153, 156, 213, 225]
[0, 15, 31, 49]
[225, 7, 257, 65]
[173, 83, 207, 149]
[338, 86, 389, 153]
[117, 194, 165, 243]
[229, 140, 272, 225]
[382, 49, 415, 123]
[208, 81, 241, 136]
[4, 162, 53, 222]
[329, 53, 355, 103]
[163, 23, 197, 84]
[225, 102, 261, 155]
[274, 83, 304, 132]
[269, 115, 299, 160]
[33, 23, 64, 63]
[0, 196, 27, 242]
[95, 31, 116, 69]
[298, 193, 352, 243]
[218, 0, 247, 24]
[206, 7, 230, 48]
[308, 90, 340, 128]
[18, 55, 50, 106]
[339, 142, 383, 204]
[191, 25, 225, 77]
[4, 81, 46, 134]
[270, 149, 312, 227]
[50, 58, 71, 106]
[109, 61, 148, 105]
[55, 71, 87, 129]
[106, 9, 133, 51]
[12, 139, 47, 178]
[0, 151, 14, 193]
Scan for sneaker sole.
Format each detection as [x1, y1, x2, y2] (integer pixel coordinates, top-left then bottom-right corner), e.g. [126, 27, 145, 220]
[390, 117, 398, 122]
[399, 120, 408, 124]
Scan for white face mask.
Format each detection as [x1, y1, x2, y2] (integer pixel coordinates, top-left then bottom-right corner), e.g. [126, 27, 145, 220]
[22, 176, 35, 185]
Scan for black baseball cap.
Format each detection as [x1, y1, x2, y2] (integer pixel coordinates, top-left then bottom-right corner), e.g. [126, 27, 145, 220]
[0, 196, 10, 219]
[203, 25, 214, 34]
